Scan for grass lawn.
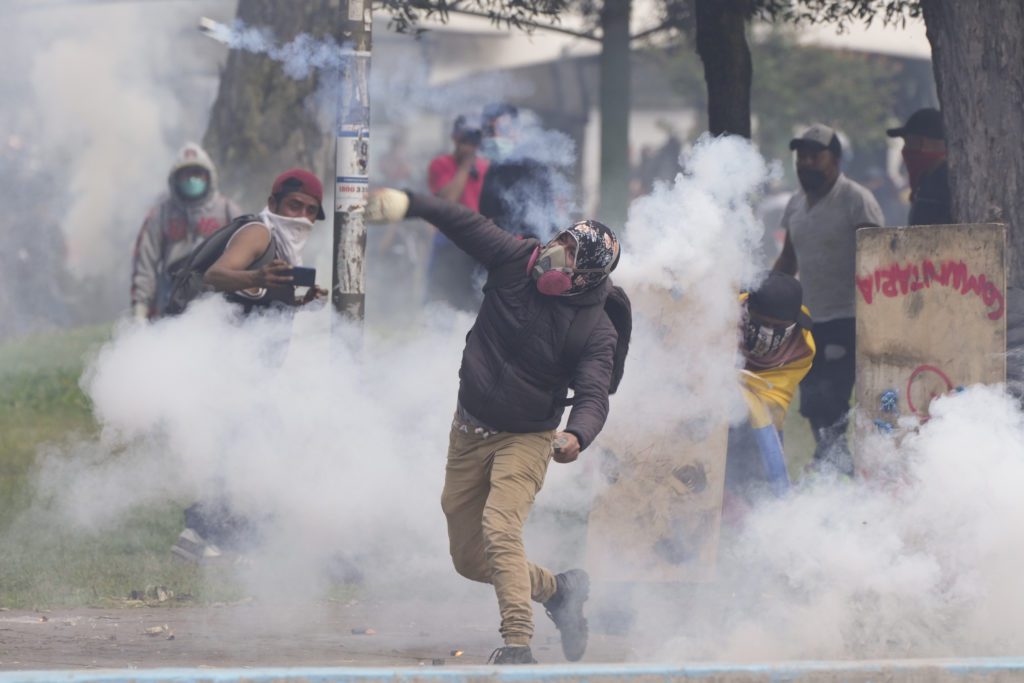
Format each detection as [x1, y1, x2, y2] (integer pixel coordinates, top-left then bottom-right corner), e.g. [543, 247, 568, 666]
[0, 326, 251, 609]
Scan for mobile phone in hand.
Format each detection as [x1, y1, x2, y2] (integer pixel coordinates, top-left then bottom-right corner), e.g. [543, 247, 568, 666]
[287, 266, 317, 287]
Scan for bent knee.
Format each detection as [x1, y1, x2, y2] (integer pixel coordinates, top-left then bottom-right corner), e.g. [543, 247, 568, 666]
[481, 508, 524, 547]
[451, 552, 490, 583]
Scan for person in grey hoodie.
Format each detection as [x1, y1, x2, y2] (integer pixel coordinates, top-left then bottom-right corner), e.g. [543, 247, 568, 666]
[131, 142, 242, 319]
[366, 188, 622, 665]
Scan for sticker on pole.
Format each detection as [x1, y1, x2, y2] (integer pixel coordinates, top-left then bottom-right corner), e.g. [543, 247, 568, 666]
[336, 127, 369, 213]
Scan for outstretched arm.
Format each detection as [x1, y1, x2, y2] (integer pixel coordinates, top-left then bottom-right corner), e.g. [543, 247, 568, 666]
[367, 189, 527, 268]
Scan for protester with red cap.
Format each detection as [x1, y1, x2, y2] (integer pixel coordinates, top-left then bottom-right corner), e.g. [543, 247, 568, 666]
[170, 168, 328, 564]
[202, 167, 328, 311]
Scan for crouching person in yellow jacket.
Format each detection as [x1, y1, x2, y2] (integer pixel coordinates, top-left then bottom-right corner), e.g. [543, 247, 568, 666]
[725, 272, 815, 512]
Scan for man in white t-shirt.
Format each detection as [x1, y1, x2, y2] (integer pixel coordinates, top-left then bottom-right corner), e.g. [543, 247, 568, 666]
[773, 124, 884, 475]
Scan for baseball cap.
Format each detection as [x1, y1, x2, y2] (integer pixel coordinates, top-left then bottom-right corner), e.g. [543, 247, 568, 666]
[271, 168, 326, 220]
[748, 271, 813, 330]
[789, 123, 842, 157]
[452, 115, 482, 144]
[887, 108, 944, 140]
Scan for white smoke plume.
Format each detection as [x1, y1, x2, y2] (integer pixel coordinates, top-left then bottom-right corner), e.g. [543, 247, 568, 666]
[609, 134, 775, 429]
[201, 19, 364, 78]
[641, 384, 1024, 661]
[9, 2, 230, 279]
[36, 298, 466, 597]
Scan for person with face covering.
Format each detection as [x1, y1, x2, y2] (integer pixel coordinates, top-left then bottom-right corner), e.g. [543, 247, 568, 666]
[772, 124, 884, 476]
[725, 272, 816, 511]
[477, 103, 561, 240]
[887, 108, 952, 226]
[131, 142, 242, 319]
[365, 188, 622, 665]
[202, 168, 328, 311]
[169, 169, 327, 565]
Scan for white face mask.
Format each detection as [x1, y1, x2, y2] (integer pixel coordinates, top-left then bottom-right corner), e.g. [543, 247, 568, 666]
[481, 136, 516, 161]
[260, 207, 313, 266]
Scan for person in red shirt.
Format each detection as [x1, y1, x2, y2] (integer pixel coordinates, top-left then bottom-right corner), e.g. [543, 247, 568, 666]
[425, 116, 490, 311]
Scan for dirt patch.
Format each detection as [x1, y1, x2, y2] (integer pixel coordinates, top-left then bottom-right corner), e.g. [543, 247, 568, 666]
[0, 598, 630, 670]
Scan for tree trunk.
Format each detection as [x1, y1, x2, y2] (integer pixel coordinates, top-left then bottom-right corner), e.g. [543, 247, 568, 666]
[921, 0, 1024, 287]
[203, 0, 340, 210]
[598, 0, 632, 230]
[694, 0, 752, 138]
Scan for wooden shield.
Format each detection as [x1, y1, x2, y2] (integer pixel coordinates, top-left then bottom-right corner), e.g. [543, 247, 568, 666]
[855, 224, 1007, 446]
[585, 287, 729, 583]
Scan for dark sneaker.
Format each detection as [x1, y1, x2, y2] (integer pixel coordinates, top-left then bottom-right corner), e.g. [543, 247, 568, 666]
[544, 568, 590, 661]
[486, 645, 538, 664]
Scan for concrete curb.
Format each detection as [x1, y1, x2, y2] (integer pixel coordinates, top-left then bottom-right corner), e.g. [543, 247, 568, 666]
[4, 659, 1024, 682]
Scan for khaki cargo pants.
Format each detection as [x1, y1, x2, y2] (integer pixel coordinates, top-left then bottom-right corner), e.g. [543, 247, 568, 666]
[441, 417, 559, 646]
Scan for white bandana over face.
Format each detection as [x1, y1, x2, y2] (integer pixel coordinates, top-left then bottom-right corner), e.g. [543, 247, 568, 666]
[260, 206, 313, 266]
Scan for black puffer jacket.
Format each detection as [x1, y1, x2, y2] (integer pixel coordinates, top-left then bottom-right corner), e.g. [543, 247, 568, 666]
[408, 192, 617, 450]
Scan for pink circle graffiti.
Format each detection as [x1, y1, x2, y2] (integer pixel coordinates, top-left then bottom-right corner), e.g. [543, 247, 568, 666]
[906, 364, 954, 417]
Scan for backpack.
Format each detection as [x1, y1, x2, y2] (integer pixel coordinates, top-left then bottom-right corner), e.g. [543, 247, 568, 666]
[562, 284, 631, 398]
[484, 254, 632, 399]
[164, 214, 260, 316]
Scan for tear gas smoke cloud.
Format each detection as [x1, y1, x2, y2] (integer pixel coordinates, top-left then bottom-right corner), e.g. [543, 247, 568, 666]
[36, 298, 468, 597]
[645, 385, 1024, 661]
[10, 3, 229, 279]
[200, 19, 362, 78]
[609, 134, 775, 428]
[481, 108, 579, 241]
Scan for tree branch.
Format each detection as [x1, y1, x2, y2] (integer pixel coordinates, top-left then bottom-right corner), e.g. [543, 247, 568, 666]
[382, 0, 600, 40]
[629, 19, 676, 43]
[446, 5, 600, 39]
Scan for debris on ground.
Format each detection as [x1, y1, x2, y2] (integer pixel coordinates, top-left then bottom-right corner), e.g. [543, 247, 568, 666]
[126, 586, 176, 605]
[148, 586, 172, 602]
[350, 627, 376, 635]
[450, 649, 463, 657]
[143, 624, 175, 639]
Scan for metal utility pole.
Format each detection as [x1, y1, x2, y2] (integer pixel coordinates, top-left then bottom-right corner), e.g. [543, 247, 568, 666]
[332, 0, 373, 323]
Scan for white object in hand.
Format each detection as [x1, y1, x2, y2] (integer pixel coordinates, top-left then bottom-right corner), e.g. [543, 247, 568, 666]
[364, 189, 410, 224]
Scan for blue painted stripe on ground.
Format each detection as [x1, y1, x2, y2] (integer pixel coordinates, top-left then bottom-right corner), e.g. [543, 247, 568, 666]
[5, 659, 1024, 682]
